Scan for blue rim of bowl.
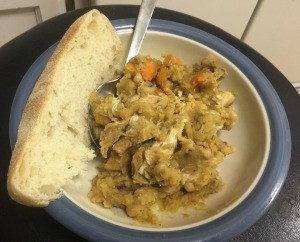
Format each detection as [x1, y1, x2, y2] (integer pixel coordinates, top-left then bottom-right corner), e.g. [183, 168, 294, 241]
[9, 19, 291, 242]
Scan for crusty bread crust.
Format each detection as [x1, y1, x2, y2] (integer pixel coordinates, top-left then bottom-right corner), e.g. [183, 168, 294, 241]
[7, 9, 122, 206]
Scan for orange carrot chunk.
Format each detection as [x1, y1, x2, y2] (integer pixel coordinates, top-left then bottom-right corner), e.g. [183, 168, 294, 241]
[190, 73, 206, 88]
[156, 67, 169, 87]
[141, 61, 159, 81]
[125, 62, 136, 73]
[155, 88, 164, 94]
[163, 54, 183, 66]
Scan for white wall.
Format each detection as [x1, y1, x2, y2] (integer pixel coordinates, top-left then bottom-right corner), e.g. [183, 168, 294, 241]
[242, 0, 300, 84]
[0, 0, 66, 46]
[92, 0, 258, 39]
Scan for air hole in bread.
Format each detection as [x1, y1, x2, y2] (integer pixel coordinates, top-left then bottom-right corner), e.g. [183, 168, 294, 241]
[87, 20, 98, 34]
[40, 185, 56, 195]
[67, 126, 79, 136]
[92, 11, 98, 18]
[30, 166, 38, 177]
[81, 42, 87, 49]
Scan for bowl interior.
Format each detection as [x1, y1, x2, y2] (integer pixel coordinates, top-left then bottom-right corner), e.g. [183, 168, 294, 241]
[63, 30, 270, 231]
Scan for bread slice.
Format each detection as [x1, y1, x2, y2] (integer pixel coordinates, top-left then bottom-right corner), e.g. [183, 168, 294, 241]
[7, 9, 122, 206]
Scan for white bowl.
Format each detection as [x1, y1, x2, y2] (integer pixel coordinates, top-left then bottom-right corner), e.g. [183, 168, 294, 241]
[64, 29, 270, 231]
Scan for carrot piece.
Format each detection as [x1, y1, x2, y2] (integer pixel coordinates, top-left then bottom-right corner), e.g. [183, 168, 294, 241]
[125, 62, 136, 72]
[156, 67, 169, 86]
[141, 60, 159, 81]
[163, 87, 174, 95]
[190, 73, 206, 88]
[155, 88, 164, 94]
[163, 54, 183, 66]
